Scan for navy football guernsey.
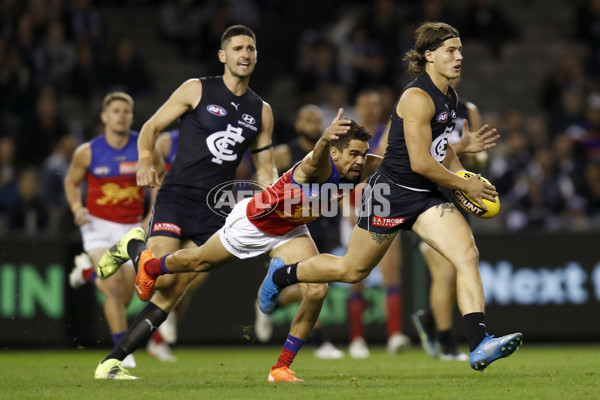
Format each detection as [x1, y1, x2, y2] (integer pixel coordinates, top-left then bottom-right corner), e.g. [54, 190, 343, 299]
[378, 73, 457, 191]
[161, 76, 263, 192]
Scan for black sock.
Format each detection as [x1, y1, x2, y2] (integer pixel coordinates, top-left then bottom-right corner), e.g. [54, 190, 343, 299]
[272, 263, 298, 288]
[127, 239, 147, 272]
[104, 302, 168, 362]
[438, 329, 459, 354]
[309, 327, 330, 347]
[423, 309, 436, 338]
[463, 312, 487, 352]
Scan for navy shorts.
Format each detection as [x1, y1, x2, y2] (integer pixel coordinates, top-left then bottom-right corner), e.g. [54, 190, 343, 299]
[147, 187, 226, 246]
[357, 170, 450, 234]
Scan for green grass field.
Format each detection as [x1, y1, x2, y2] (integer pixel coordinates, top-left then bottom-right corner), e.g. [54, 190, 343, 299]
[1, 345, 598, 400]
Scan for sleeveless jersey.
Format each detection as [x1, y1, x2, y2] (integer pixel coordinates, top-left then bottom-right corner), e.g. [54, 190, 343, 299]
[164, 129, 179, 171]
[246, 160, 359, 235]
[161, 76, 263, 192]
[86, 132, 143, 223]
[378, 73, 457, 191]
[447, 98, 470, 145]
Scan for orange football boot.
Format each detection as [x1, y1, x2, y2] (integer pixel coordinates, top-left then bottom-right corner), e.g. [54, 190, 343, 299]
[135, 250, 157, 301]
[267, 366, 304, 382]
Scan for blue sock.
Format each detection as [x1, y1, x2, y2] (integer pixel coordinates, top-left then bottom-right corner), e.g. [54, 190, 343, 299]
[112, 331, 126, 346]
[283, 333, 305, 354]
[161, 255, 170, 274]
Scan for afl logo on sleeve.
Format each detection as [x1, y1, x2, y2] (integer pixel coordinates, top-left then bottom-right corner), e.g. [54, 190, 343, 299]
[206, 124, 246, 164]
[207, 104, 227, 116]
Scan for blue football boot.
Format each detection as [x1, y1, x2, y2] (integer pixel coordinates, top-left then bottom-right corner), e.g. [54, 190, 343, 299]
[469, 332, 523, 371]
[257, 257, 285, 314]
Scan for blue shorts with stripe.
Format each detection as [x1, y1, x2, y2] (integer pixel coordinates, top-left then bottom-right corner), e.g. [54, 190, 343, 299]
[356, 170, 450, 234]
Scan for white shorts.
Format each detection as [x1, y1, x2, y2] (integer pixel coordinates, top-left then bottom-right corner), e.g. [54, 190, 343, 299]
[219, 198, 311, 259]
[80, 214, 141, 252]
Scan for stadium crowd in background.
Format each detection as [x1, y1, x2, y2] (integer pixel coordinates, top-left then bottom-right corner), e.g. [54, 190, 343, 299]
[0, 0, 600, 237]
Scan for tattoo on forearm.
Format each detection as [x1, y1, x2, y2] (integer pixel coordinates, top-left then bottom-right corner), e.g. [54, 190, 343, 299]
[436, 202, 456, 217]
[370, 232, 391, 244]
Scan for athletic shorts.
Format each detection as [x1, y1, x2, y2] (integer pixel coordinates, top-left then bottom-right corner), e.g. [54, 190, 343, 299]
[80, 214, 140, 252]
[219, 198, 311, 259]
[356, 170, 449, 234]
[148, 187, 225, 246]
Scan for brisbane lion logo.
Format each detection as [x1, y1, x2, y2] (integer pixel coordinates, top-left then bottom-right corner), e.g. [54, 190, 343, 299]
[96, 183, 141, 205]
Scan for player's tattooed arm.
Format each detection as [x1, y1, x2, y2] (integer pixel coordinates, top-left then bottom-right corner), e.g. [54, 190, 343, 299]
[370, 232, 392, 244]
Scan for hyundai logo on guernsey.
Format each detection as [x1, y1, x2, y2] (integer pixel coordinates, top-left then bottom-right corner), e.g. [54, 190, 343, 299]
[207, 104, 227, 116]
[436, 112, 448, 123]
[242, 114, 255, 125]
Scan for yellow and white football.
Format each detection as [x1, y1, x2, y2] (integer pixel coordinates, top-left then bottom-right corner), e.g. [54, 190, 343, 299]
[452, 170, 500, 219]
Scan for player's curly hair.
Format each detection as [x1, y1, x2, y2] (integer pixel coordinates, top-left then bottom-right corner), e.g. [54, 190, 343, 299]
[404, 22, 459, 76]
[330, 120, 372, 151]
[221, 25, 256, 49]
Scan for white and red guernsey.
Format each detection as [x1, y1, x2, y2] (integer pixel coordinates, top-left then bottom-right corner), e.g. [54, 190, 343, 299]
[246, 160, 359, 236]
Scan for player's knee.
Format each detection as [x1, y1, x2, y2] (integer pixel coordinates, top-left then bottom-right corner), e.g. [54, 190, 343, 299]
[303, 283, 329, 301]
[344, 267, 370, 284]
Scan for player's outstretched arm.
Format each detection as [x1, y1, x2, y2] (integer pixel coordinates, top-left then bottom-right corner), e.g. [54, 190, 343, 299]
[297, 108, 350, 183]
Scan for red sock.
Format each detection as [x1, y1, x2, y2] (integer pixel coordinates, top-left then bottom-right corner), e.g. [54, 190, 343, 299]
[152, 330, 164, 344]
[348, 293, 366, 341]
[273, 348, 296, 369]
[144, 257, 164, 277]
[386, 287, 403, 337]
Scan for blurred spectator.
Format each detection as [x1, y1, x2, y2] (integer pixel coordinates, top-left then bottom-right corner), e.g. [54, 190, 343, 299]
[102, 36, 153, 97]
[158, 0, 203, 57]
[42, 133, 78, 233]
[488, 130, 531, 198]
[16, 84, 69, 168]
[352, 89, 386, 154]
[69, 40, 102, 102]
[6, 168, 49, 234]
[31, 19, 76, 85]
[196, 0, 237, 70]
[41, 133, 77, 208]
[540, 49, 586, 112]
[64, 0, 104, 48]
[417, 0, 459, 26]
[357, 0, 408, 66]
[567, 92, 600, 160]
[575, 0, 600, 46]
[0, 43, 32, 114]
[583, 162, 600, 224]
[0, 136, 18, 213]
[28, 0, 49, 44]
[297, 39, 341, 104]
[547, 84, 586, 137]
[317, 82, 356, 125]
[459, 0, 520, 58]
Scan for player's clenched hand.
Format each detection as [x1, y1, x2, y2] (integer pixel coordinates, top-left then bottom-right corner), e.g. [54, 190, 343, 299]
[74, 207, 90, 227]
[137, 158, 160, 188]
[322, 108, 350, 142]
